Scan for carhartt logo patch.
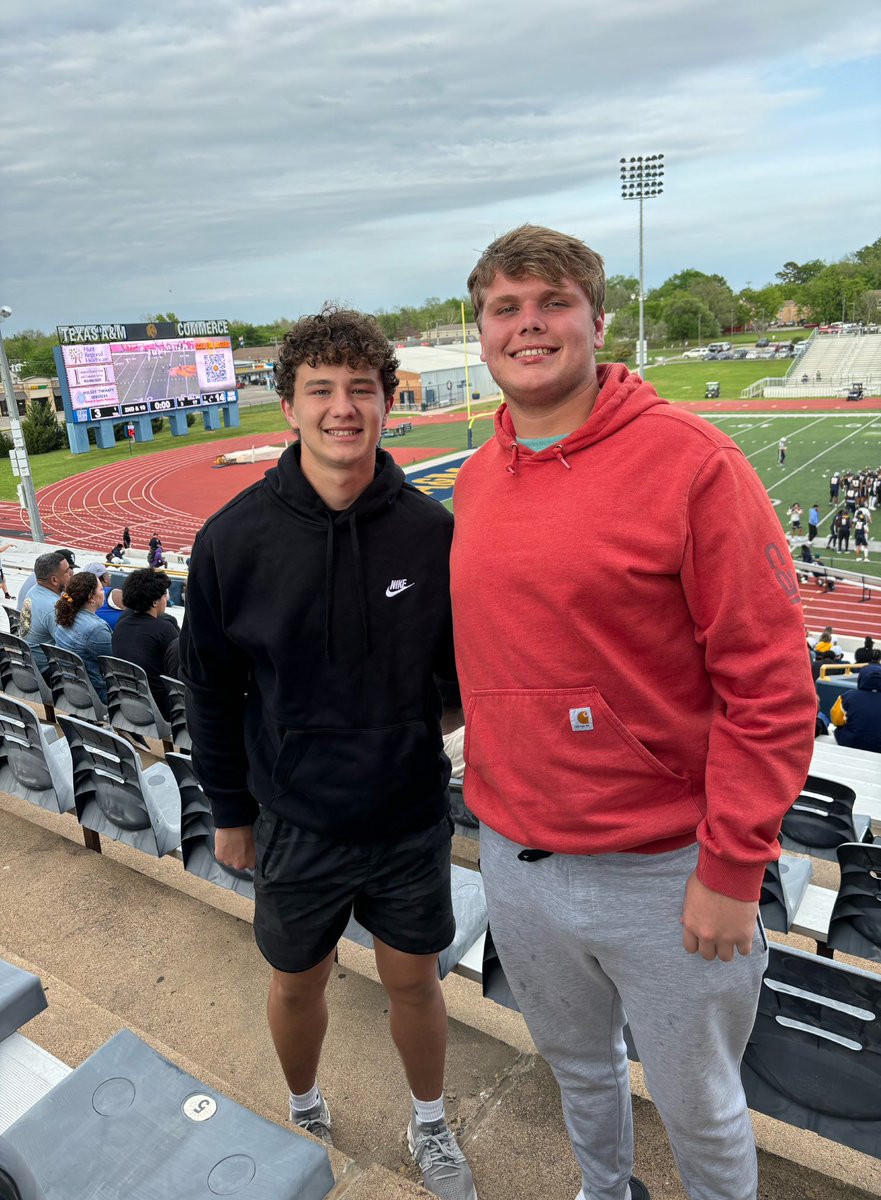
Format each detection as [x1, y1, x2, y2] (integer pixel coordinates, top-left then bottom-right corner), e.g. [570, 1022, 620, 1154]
[569, 707, 594, 732]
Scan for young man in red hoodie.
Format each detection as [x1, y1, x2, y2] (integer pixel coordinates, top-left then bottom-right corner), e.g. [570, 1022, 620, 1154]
[450, 225, 817, 1200]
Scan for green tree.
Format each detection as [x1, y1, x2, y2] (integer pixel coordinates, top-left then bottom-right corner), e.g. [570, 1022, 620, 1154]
[775, 260, 826, 287]
[660, 293, 720, 341]
[22, 399, 66, 454]
[604, 275, 639, 313]
[801, 263, 871, 323]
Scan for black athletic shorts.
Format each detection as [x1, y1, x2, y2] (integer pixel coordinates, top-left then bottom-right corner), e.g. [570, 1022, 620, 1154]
[252, 808, 456, 973]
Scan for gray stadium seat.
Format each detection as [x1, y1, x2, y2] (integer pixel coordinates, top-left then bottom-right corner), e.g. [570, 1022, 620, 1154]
[97, 655, 172, 747]
[0, 635, 54, 723]
[759, 852, 813, 934]
[4, 609, 21, 637]
[57, 716, 180, 857]
[780, 773, 873, 861]
[742, 944, 881, 1158]
[3, 1029, 334, 1200]
[827, 842, 881, 963]
[0, 694, 74, 814]
[39, 644, 108, 724]
[0, 1135, 45, 1200]
[0, 962, 47, 1045]
[166, 753, 255, 898]
[342, 864, 488, 979]
[160, 674, 192, 753]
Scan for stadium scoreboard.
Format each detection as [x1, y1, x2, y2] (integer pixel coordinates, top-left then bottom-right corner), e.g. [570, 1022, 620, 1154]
[56, 319, 237, 422]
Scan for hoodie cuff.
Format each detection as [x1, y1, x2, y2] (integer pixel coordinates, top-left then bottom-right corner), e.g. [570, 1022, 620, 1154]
[696, 845, 771, 902]
[209, 792, 260, 830]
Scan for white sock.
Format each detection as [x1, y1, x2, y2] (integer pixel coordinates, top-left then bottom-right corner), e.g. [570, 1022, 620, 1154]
[289, 1083, 321, 1113]
[411, 1092, 445, 1124]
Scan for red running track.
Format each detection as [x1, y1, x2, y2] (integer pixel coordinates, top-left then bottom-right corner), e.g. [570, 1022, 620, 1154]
[16, 434, 454, 552]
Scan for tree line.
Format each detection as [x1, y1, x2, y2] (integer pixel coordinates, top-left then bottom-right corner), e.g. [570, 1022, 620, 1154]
[5, 238, 878, 377]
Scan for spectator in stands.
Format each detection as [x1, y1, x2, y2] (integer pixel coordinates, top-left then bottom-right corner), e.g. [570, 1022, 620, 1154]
[854, 636, 880, 664]
[808, 503, 820, 542]
[106, 543, 127, 563]
[181, 305, 475, 1200]
[18, 551, 74, 678]
[452, 224, 816, 1200]
[147, 537, 168, 569]
[53, 570, 112, 703]
[830, 663, 881, 753]
[83, 561, 125, 631]
[808, 626, 845, 662]
[112, 569, 179, 719]
[17, 548, 75, 609]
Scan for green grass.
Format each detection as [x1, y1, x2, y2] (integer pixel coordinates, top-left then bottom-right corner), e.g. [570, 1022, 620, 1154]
[642, 361, 788, 400]
[700, 410, 881, 578]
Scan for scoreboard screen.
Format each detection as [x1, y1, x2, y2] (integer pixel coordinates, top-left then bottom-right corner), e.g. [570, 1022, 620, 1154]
[57, 323, 237, 422]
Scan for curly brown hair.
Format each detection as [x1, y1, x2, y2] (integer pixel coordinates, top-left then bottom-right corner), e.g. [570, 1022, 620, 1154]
[468, 224, 606, 329]
[274, 304, 399, 402]
[55, 571, 100, 628]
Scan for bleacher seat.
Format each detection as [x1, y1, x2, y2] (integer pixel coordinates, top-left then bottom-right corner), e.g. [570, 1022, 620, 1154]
[742, 944, 881, 1158]
[39, 644, 108, 724]
[58, 716, 180, 857]
[2, 1029, 334, 1200]
[780, 774, 873, 861]
[0, 694, 74, 815]
[166, 753, 255, 897]
[161, 674, 192, 753]
[4, 610, 21, 637]
[0, 962, 47, 1046]
[827, 842, 881, 963]
[759, 853, 813, 934]
[97, 655, 172, 747]
[343, 864, 488, 980]
[0, 635, 54, 723]
[0, 1133, 44, 1199]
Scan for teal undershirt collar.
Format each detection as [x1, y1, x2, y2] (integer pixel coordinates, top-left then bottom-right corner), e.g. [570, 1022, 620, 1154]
[517, 434, 572, 452]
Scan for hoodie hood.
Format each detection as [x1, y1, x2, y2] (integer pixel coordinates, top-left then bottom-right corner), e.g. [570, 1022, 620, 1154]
[494, 363, 669, 472]
[264, 442, 406, 657]
[858, 663, 881, 691]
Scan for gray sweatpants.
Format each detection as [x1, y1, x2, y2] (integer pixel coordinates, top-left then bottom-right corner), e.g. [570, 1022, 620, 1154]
[480, 827, 767, 1200]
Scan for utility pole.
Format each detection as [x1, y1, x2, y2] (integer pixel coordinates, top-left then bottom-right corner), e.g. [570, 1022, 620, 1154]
[0, 306, 45, 541]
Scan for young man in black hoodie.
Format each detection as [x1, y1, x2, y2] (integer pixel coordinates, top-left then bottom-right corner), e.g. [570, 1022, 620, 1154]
[180, 306, 476, 1200]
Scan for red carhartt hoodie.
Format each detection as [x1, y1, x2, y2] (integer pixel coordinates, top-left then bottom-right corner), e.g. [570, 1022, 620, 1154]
[451, 364, 816, 901]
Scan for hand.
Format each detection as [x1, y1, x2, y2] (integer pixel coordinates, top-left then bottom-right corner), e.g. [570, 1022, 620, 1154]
[214, 825, 256, 871]
[681, 872, 759, 962]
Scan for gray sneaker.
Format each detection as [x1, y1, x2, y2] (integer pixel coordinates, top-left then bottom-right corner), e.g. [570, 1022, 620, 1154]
[290, 1093, 333, 1144]
[407, 1113, 477, 1200]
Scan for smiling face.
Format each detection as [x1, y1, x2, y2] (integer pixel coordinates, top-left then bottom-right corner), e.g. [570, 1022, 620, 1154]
[479, 272, 605, 436]
[282, 362, 391, 502]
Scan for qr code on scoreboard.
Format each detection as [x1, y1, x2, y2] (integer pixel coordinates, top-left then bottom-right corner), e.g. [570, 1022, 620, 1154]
[202, 352, 232, 384]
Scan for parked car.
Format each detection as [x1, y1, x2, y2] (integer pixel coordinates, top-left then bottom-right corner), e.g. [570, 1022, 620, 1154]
[734, 349, 749, 359]
[755, 338, 769, 347]
[682, 347, 709, 359]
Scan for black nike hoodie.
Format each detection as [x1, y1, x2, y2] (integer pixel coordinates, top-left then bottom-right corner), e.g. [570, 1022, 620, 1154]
[180, 442, 456, 840]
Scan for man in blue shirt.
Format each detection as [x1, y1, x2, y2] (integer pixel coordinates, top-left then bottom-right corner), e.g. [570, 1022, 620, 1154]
[808, 503, 820, 542]
[18, 551, 73, 677]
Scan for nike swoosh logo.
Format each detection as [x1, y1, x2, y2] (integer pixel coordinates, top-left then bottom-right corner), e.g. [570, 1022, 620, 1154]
[386, 581, 416, 597]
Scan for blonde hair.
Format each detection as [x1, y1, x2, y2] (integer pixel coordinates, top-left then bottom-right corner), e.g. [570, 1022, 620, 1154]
[468, 224, 605, 328]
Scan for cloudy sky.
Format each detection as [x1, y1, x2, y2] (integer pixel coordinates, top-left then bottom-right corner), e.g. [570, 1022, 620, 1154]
[2, 0, 879, 334]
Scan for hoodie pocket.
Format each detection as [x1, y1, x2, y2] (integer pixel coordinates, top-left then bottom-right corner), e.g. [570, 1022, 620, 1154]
[271, 721, 441, 810]
[465, 687, 698, 846]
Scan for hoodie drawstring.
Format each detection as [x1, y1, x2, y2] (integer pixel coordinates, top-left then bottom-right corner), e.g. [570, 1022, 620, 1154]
[506, 442, 519, 474]
[349, 513, 370, 652]
[553, 444, 571, 470]
[323, 512, 335, 660]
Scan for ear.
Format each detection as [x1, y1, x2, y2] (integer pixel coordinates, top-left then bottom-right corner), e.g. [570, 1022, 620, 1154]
[280, 395, 298, 432]
[594, 309, 606, 350]
[479, 335, 487, 364]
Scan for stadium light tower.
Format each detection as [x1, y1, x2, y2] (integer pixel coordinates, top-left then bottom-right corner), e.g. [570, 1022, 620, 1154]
[619, 154, 664, 375]
[0, 306, 46, 541]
